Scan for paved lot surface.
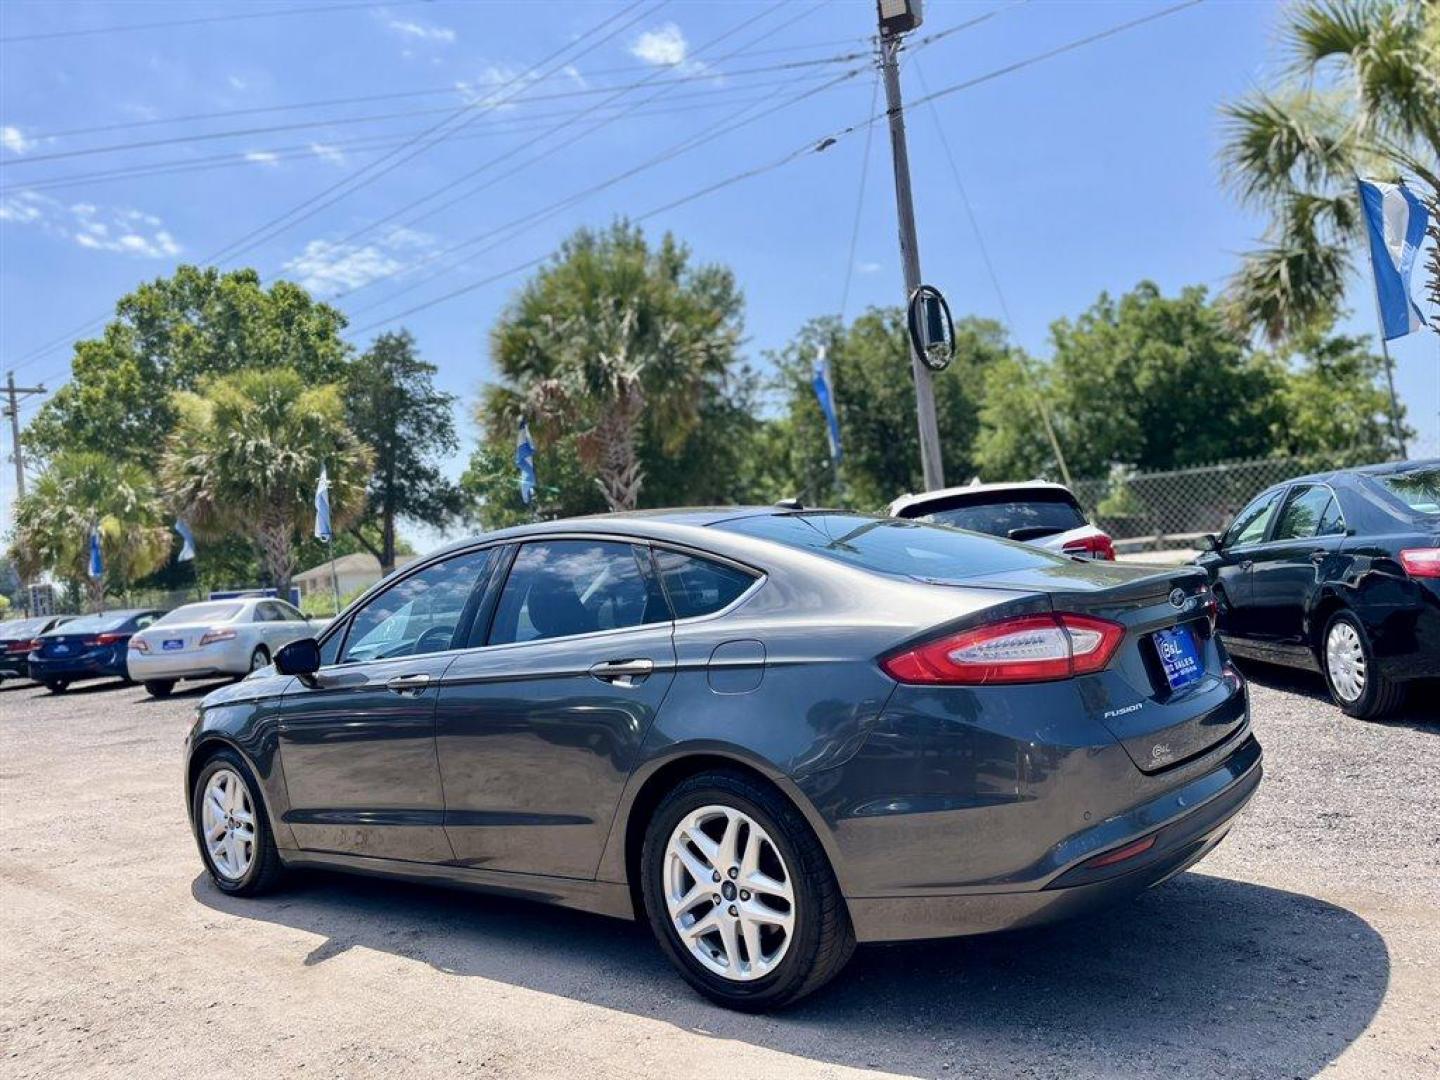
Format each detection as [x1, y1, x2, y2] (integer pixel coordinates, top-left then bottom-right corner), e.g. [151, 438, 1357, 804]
[1, 667, 1436, 1080]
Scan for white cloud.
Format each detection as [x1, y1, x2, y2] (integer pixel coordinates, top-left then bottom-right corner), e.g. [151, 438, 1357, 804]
[308, 142, 347, 166]
[1, 126, 34, 155]
[228, 74, 247, 91]
[244, 150, 281, 167]
[0, 191, 181, 258]
[631, 23, 688, 66]
[383, 13, 456, 44]
[282, 227, 436, 296]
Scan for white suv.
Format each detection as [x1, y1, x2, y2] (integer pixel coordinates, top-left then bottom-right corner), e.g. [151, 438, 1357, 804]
[888, 480, 1116, 559]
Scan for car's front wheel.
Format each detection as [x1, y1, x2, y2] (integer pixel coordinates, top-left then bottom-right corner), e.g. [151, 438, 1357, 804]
[191, 749, 283, 895]
[1322, 611, 1405, 720]
[640, 770, 854, 1011]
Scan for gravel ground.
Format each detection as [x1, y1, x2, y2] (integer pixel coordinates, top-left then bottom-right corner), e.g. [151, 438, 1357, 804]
[1, 666, 1436, 1080]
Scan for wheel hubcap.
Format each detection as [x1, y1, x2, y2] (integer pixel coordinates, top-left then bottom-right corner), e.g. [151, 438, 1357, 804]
[250, 650, 266, 671]
[664, 805, 795, 982]
[1326, 622, 1366, 702]
[202, 769, 256, 880]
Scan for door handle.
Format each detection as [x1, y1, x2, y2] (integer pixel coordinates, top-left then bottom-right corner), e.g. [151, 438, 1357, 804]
[1239, 559, 1253, 571]
[385, 673, 431, 695]
[589, 658, 654, 687]
[1309, 550, 1327, 564]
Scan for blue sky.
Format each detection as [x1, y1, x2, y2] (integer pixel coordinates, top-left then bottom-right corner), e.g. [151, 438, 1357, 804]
[1, 0, 1436, 540]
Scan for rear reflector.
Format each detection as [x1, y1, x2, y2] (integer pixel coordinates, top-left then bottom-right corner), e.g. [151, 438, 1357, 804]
[1399, 548, 1440, 578]
[881, 612, 1125, 685]
[1081, 833, 1157, 869]
[1062, 533, 1116, 561]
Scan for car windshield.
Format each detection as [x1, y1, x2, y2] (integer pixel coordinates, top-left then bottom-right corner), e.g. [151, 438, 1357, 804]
[1370, 465, 1440, 516]
[51, 613, 134, 635]
[154, 602, 242, 626]
[718, 513, 1064, 580]
[904, 491, 1088, 539]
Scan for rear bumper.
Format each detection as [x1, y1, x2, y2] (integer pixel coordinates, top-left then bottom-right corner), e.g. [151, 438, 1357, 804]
[128, 647, 246, 681]
[848, 734, 1262, 942]
[27, 653, 127, 681]
[0, 657, 28, 679]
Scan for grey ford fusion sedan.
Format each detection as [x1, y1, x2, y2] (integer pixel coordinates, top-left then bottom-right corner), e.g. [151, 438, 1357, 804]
[185, 508, 1262, 1010]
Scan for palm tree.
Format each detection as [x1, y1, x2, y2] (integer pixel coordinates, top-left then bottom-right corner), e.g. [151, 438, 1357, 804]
[161, 369, 373, 596]
[489, 221, 742, 512]
[1220, 0, 1439, 343]
[8, 452, 171, 610]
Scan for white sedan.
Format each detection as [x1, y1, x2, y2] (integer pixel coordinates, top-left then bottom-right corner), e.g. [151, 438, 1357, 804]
[127, 598, 315, 697]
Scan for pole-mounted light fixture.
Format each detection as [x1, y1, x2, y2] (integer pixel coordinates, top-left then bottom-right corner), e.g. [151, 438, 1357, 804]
[876, 0, 923, 37]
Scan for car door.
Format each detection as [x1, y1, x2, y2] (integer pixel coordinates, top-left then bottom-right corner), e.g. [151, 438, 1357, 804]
[435, 537, 676, 879]
[1202, 487, 1285, 640]
[1248, 484, 1347, 644]
[274, 547, 498, 862]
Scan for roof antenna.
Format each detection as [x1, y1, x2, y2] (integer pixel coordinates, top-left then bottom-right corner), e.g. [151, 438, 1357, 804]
[774, 497, 804, 510]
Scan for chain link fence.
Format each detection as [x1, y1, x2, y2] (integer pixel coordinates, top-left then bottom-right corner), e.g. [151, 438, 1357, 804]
[1068, 439, 1440, 552]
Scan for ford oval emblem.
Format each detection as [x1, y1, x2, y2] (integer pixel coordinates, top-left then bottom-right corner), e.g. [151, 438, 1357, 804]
[1168, 588, 1186, 609]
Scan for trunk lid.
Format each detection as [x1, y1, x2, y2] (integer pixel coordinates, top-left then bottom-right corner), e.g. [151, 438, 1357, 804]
[134, 622, 213, 654]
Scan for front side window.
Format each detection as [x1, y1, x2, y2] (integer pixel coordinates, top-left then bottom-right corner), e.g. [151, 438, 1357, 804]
[341, 549, 494, 664]
[655, 549, 757, 619]
[1273, 485, 1333, 542]
[1224, 490, 1282, 548]
[489, 540, 667, 646]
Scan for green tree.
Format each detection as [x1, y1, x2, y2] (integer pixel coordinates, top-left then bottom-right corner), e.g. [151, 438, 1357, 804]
[25, 266, 352, 469]
[1271, 325, 1410, 458]
[766, 310, 1012, 509]
[976, 283, 1287, 479]
[481, 220, 743, 513]
[1219, 0, 1440, 343]
[161, 369, 373, 596]
[344, 330, 461, 571]
[8, 452, 170, 609]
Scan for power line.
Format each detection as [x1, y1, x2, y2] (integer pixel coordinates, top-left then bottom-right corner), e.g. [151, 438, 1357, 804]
[0, 1, 412, 44]
[839, 70, 882, 323]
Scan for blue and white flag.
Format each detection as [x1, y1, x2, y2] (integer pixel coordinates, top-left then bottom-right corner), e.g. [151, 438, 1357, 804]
[174, 518, 197, 562]
[1358, 179, 1429, 341]
[313, 466, 333, 542]
[516, 419, 537, 505]
[811, 347, 843, 466]
[87, 526, 104, 580]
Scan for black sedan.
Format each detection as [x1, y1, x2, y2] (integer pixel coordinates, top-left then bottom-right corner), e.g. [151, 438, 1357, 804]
[0, 614, 73, 683]
[1194, 459, 1439, 719]
[29, 609, 164, 692]
[185, 508, 1260, 1010]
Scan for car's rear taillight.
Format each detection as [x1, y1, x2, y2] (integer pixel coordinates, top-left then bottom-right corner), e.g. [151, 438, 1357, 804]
[1062, 533, 1116, 561]
[881, 612, 1126, 685]
[129, 638, 149, 653]
[27, 639, 41, 652]
[199, 628, 236, 647]
[5, 640, 29, 653]
[1399, 547, 1440, 578]
[95, 633, 124, 646]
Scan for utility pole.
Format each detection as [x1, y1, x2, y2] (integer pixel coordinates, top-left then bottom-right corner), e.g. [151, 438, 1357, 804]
[877, 1, 944, 491]
[4, 370, 45, 499]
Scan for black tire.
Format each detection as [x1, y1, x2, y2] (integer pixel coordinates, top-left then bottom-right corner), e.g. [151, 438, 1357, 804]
[190, 747, 284, 896]
[43, 679, 68, 694]
[1320, 610, 1405, 720]
[144, 680, 175, 698]
[247, 646, 270, 674]
[640, 769, 854, 1011]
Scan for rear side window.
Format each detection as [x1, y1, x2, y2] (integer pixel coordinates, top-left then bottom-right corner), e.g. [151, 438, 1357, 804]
[655, 549, 757, 619]
[904, 491, 1087, 540]
[718, 513, 1064, 580]
[489, 540, 668, 646]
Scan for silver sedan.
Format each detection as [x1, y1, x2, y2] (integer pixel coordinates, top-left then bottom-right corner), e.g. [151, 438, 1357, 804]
[128, 598, 315, 697]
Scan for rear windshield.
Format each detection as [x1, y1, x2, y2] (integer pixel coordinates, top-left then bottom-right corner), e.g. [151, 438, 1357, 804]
[154, 602, 242, 626]
[0, 617, 49, 638]
[1370, 465, 1440, 516]
[899, 489, 1087, 539]
[49, 612, 135, 634]
[717, 513, 1063, 580]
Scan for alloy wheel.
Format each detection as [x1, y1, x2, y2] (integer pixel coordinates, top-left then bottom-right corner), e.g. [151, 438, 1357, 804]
[202, 768, 256, 880]
[1326, 621, 1366, 702]
[663, 804, 795, 982]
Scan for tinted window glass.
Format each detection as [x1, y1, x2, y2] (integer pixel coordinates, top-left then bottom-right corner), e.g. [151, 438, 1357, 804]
[655, 550, 757, 619]
[718, 514, 1064, 580]
[319, 625, 344, 667]
[1274, 485, 1332, 541]
[155, 602, 242, 626]
[1373, 465, 1440, 515]
[0, 617, 49, 638]
[1224, 490, 1282, 547]
[489, 541, 666, 646]
[1318, 496, 1346, 536]
[275, 601, 305, 621]
[909, 493, 1087, 539]
[47, 612, 135, 635]
[342, 549, 494, 664]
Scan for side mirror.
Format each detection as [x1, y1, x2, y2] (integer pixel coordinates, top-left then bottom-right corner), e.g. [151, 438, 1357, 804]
[1200, 533, 1221, 553]
[274, 638, 321, 676]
